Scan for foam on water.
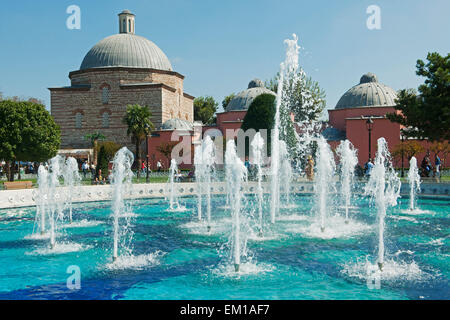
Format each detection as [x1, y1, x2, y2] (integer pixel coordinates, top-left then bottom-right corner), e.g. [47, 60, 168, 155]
[62, 219, 104, 228]
[400, 208, 432, 215]
[213, 261, 275, 278]
[27, 242, 91, 255]
[180, 218, 232, 235]
[288, 215, 372, 239]
[105, 251, 165, 271]
[342, 257, 429, 283]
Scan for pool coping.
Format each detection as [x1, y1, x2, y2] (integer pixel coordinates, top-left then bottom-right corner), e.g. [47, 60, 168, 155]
[0, 181, 448, 210]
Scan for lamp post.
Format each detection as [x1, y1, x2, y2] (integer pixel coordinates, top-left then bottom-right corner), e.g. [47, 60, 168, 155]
[366, 116, 374, 161]
[144, 124, 150, 183]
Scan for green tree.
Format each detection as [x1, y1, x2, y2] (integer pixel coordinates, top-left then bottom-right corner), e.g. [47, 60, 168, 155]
[194, 96, 218, 124]
[95, 141, 121, 176]
[222, 93, 235, 110]
[122, 104, 154, 179]
[387, 52, 450, 141]
[156, 141, 178, 169]
[84, 131, 106, 165]
[241, 94, 276, 155]
[0, 100, 60, 181]
[265, 70, 326, 122]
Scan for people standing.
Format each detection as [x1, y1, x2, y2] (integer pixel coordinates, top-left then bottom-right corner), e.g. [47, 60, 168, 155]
[157, 160, 162, 172]
[364, 158, 374, 177]
[82, 161, 88, 178]
[90, 163, 96, 179]
[435, 154, 441, 182]
[305, 155, 315, 181]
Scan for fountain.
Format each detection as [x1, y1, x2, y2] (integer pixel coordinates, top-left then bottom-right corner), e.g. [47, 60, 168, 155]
[36, 164, 50, 236]
[315, 136, 336, 233]
[194, 136, 215, 231]
[270, 34, 300, 224]
[62, 157, 81, 223]
[48, 155, 64, 249]
[167, 158, 185, 211]
[365, 138, 401, 271]
[408, 156, 421, 212]
[251, 132, 265, 236]
[225, 140, 248, 272]
[279, 140, 293, 208]
[336, 140, 358, 223]
[110, 147, 134, 262]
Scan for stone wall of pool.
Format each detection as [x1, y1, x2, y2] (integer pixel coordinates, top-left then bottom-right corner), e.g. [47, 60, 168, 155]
[0, 181, 448, 210]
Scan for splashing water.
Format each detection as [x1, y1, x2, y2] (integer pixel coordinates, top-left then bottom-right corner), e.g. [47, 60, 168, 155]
[110, 147, 135, 262]
[336, 140, 358, 223]
[167, 159, 185, 211]
[251, 132, 265, 236]
[364, 138, 401, 271]
[62, 157, 81, 223]
[279, 140, 293, 208]
[408, 156, 421, 211]
[48, 156, 64, 249]
[315, 136, 336, 232]
[194, 136, 216, 231]
[225, 140, 248, 272]
[270, 34, 300, 224]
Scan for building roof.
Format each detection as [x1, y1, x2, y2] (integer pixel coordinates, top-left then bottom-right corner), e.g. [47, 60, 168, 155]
[160, 118, 193, 130]
[225, 79, 276, 111]
[335, 73, 397, 109]
[80, 34, 172, 71]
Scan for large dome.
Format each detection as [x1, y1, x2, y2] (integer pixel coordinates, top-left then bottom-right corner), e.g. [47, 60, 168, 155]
[335, 73, 397, 109]
[80, 33, 173, 71]
[226, 79, 275, 111]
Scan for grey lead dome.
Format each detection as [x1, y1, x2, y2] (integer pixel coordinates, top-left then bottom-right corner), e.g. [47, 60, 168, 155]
[226, 79, 275, 111]
[335, 73, 397, 109]
[80, 33, 173, 71]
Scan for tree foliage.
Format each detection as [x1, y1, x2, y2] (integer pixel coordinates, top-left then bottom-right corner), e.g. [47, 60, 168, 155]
[122, 104, 154, 178]
[156, 141, 178, 168]
[0, 100, 60, 181]
[391, 140, 425, 163]
[222, 93, 235, 110]
[387, 52, 450, 141]
[194, 96, 218, 125]
[95, 141, 121, 175]
[241, 94, 276, 155]
[265, 70, 326, 122]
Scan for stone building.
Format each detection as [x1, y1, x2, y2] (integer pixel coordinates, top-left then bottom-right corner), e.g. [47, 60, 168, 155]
[324, 72, 449, 169]
[49, 10, 194, 155]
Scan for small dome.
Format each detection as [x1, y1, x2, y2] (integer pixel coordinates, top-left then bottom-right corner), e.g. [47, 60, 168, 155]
[226, 79, 275, 111]
[80, 34, 172, 71]
[248, 79, 264, 89]
[160, 118, 193, 130]
[335, 73, 397, 109]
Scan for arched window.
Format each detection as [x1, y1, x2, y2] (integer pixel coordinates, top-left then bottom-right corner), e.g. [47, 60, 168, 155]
[128, 19, 131, 33]
[122, 19, 126, 33]
[75, 112, 83, 128]
[102, 87, 110, 104]
[102, 112, 110, 128]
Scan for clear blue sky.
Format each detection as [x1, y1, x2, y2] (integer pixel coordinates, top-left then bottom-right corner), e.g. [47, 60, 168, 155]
[0, 0, 449, 115]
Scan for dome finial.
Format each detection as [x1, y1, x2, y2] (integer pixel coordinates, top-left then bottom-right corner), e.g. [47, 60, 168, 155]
[360, 73, 378, 84]
[248, 79, 264, 89]
[118, 10, 135, 34]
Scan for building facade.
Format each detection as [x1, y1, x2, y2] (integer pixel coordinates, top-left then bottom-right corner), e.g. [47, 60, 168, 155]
[50, 10, 194, 153]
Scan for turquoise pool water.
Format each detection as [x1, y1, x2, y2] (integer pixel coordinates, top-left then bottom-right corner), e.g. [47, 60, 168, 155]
[0, 194, 448, 300]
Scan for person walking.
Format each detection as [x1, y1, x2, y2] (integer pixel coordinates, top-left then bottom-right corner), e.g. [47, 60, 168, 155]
[157, 160, 162, 172]
[305, 155, 315, 181]
[90, 163, 96, 179]
[435, 154, 441, 182]
[364, 158, 374, 177]
[82, 161, 88, 178]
